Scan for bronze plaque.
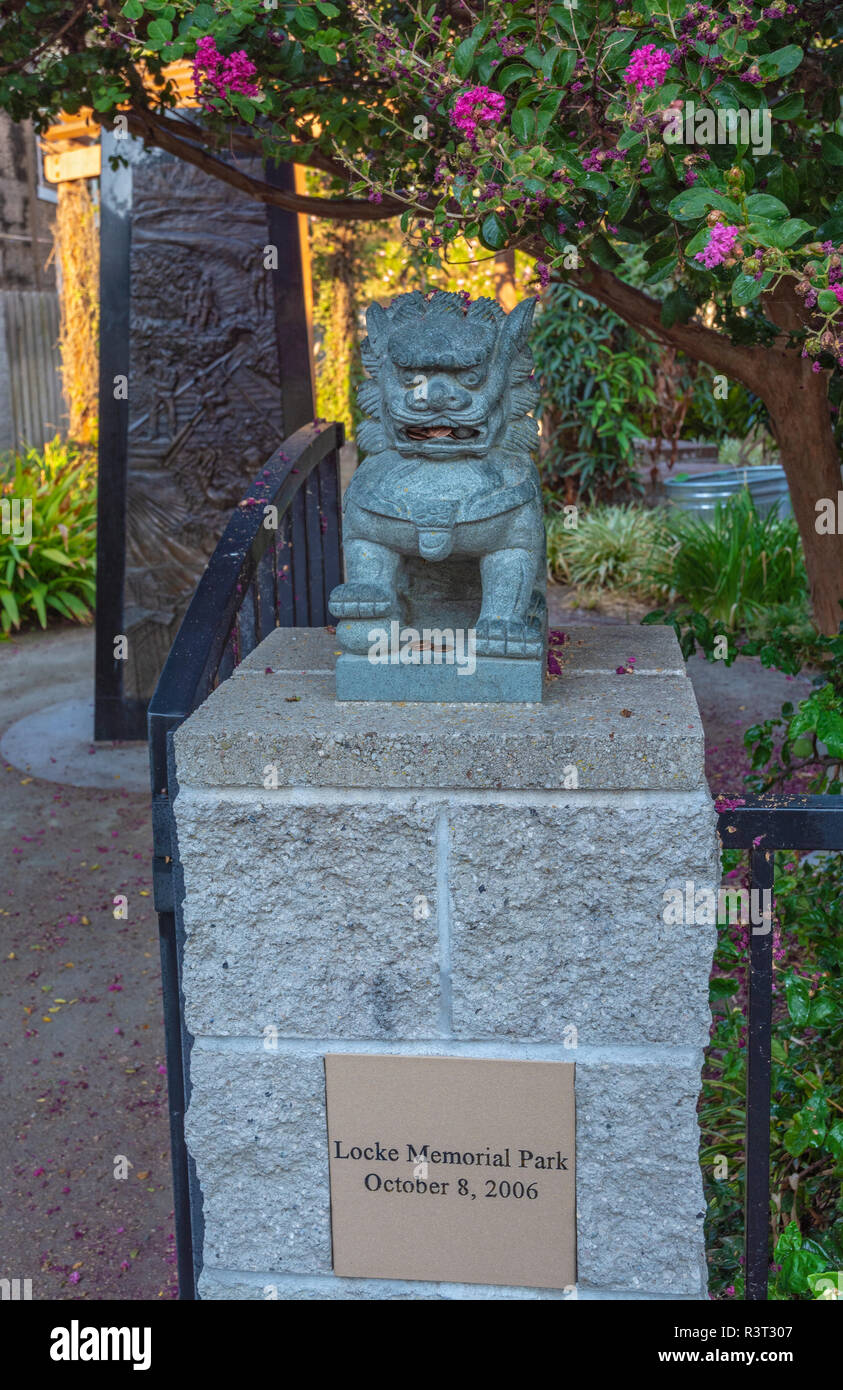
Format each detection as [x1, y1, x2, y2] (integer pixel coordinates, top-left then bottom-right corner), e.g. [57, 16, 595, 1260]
[325, 1054, 576, 1290]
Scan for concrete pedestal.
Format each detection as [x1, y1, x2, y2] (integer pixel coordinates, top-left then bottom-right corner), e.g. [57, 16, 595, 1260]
[171, 624, 719, 1299]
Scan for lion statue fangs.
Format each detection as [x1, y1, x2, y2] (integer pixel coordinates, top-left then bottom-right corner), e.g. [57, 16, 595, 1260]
[328, 290, 547, 677]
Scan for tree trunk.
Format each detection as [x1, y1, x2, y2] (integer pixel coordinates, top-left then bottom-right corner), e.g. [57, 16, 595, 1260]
[550, 260, 843, 635]
[761, 359, 843, 635]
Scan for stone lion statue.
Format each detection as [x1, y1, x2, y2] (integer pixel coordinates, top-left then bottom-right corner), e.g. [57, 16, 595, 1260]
[328, 290, 546, 666]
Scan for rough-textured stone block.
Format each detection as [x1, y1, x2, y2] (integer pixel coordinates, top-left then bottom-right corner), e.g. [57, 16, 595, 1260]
[174, 670, 706, 792]
[185, 1047, 332, 1275]
[175, 792, 440, 1038]
[449, 796, 718, 1045]
[187, 1044, 706, 1294]
[575, 1059, 707, 1294]
[171, 623, 718, 1300]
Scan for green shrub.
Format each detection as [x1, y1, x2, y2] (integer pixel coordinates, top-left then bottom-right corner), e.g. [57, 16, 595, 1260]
[0, 436, 96, 632]
[703, 851, 843, 1300]
[648, 490, 809, 635]
[546, 503, 668, 597]
[533, 283, 654, 502]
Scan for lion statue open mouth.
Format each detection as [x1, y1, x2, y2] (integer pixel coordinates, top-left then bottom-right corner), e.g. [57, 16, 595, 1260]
[328, 290, 547, 668]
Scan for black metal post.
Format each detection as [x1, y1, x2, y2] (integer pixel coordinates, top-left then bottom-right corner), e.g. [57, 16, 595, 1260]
[745, 845, 774, 1300]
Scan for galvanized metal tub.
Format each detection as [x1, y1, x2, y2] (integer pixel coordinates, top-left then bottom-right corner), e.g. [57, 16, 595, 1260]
[662, 465, 792, 520]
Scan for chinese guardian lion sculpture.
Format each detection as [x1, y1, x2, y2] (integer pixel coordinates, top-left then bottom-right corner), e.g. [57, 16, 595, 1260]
[328, 290, 547, 700]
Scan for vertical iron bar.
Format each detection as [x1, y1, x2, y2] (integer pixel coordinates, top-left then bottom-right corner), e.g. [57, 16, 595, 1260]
[289, 486, 310, 625]
[275, 511, 294, 627]
[745, 845, 775, 1300]
[304, 471, 326, 623]
[318, 451, 344, 600]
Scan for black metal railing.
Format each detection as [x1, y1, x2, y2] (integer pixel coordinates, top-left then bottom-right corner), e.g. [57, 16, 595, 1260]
[716, 795, 843, 1300]
[147, 419, 344, 1299]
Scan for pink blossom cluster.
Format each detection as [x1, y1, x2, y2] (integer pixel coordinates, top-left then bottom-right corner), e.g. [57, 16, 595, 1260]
[193, 35, 259, 105]
[694, 222, 740, 269]
[450, 85, 506, 142]
[623, 44, 673, 92]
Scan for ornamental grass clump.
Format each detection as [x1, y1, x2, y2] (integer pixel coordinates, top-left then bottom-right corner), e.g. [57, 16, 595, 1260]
[651, 489, 808, 632]
[0, 436, 96, 633]
[546, 502, 668, 598]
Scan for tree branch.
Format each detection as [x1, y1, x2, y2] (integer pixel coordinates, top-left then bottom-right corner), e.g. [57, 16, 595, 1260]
[117, 106, 408, 222]
[550, 255, 772, 394]
[0, 0, 89, 76]
[143, 107, 352, 184]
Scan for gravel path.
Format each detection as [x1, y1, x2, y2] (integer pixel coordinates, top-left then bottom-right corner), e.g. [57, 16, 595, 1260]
[0, 626, 176, 1301]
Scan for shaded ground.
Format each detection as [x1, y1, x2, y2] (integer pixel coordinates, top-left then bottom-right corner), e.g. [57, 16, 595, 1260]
[0, 625, 176, 1300]
[0, 605, 816, 1301]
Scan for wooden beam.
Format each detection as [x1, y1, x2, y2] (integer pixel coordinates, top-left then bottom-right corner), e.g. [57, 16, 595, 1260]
[43, 145, 102, 184]
[40, 60, 200, 163]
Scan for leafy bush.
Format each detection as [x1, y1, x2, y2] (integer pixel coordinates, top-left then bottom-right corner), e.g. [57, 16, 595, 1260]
[0, 437, 96, 632]
[533, 283, 654, 502]
[546, 502, 667, 596]
[703, 851, 843, 1300]
[646, 490, 809, 635]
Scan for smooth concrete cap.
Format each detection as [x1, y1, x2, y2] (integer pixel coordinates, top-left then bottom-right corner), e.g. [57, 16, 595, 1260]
[174, 625, 704, 791]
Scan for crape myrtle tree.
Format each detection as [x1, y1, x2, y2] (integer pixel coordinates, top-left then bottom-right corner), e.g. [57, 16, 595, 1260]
[3, 1, 843, 629]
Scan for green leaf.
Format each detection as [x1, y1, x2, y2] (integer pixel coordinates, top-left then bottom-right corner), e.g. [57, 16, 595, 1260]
[146, 16, 173, 41]
[817, 289, 842, 316]
[821, 133, 843, 167]
[774, 1221, 803, 1260]
[30, 584, 47, 628]
[0, 589, 20, 626]
[816, 708, 843, 757]
[826, 1120, 843, 1164]
[808, 1271, 843, 1299]
[772, 93, 804, 120]
[710, 976, 739, 999]
[495, 63, 533, 91]
[643, 254, 678, 284]
[809, 992, 836, 1028]
[294, 6, 319, 31]
[780, 1247, 830, 1296]
[757, 44, 803, 79]
[668, 187, 742, 222]
[454, 36, 479, 79]
[511, 106, 534, 143]
[553, 48, 576, 88]
[783, 1092, 828, 1157]
[536, 90, 563, 139]
[479, 211, 508, 251]
[731, 271, 771, 307]
[745, 193, 789, 221]
[760, 217, 813, 249]
[40, 547, 75, 566]
[784, 972, 811, 1026]
[121, 0, 144, 16]
[661, 286, 696, 327]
